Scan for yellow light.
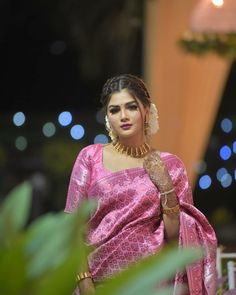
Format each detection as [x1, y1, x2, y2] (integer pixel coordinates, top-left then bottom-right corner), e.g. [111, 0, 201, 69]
[211, 0, 224, 7]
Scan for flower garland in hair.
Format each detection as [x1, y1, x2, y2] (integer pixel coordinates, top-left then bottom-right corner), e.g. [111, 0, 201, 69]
[147, 103, 159, 136]
[105, 115, 118, 142]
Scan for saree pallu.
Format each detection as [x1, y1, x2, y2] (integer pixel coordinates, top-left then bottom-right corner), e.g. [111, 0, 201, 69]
[65, 144, 217, 295]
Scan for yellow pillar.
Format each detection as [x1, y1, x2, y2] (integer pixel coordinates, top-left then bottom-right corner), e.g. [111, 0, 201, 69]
[144, 0, 231, 185]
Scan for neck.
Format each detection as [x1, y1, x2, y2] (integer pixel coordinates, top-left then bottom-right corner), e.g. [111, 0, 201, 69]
[117, 134, 146, 147]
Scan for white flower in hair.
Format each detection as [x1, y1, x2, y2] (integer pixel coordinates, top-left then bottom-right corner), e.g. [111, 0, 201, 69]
[105, 115, 117, 142]
[147, 103, 159, 136]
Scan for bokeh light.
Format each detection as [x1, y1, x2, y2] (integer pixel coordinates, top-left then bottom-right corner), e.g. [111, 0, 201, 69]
[219, 145, 231, 160]
[199, 175, 212, 189]
[58, 111, 72, 126]
[220, 173, 232, 188]
[13, 112, 26, 127]
[42, 122, 56, 137]
[211, 0, 224, 7]
[15, 136, 27, 151]
[216, 167, 228, 182]
[194, 160, 207, 174]
[221, 118, 233, 133]
[233, 141, 236, 154]
[70, 125, 85, 140]
[94, 134, 109, 144]
[96, 110, 105, 124]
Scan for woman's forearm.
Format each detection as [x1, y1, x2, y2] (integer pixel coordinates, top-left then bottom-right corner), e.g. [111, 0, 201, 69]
[78, 277, 95, 295]
[77, 259, 95, 294]
[163, 212, 180, 240]
[161, 191, 180, 241]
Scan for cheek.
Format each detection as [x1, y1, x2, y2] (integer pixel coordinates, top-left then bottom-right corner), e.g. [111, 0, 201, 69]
[107, 115, 117, 129]
[133, 111, 144, 124]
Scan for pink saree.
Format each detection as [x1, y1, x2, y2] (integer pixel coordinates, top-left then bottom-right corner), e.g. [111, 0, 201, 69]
[65, 144, 217, 294]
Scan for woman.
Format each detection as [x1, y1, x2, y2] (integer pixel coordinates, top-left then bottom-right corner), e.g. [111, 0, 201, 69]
[65, 74, 217, 295]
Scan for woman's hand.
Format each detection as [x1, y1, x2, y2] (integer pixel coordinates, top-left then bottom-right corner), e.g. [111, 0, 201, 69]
[143, 151, 173, 191]
[78, 278, 95, 295]
[143, 151, 177, 208]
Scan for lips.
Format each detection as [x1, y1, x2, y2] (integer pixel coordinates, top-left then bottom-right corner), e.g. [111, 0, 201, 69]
[120, 124, 132, 130]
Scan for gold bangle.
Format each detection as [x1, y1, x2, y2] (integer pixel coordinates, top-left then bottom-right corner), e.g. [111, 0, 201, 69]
[160, 188, 175, 196]
[162, 204, 180, 215]
[76, 272, 92, 283]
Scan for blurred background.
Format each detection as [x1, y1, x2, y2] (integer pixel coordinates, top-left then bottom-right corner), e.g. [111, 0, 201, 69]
[0, 0, 235, 248]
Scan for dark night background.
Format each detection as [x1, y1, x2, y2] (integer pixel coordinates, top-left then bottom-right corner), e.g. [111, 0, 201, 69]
[0, 0, 236, 246]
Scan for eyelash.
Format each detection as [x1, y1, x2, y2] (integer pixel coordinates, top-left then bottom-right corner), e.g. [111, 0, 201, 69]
[129, 105, 138, 110]
[109, 105, 138, 114]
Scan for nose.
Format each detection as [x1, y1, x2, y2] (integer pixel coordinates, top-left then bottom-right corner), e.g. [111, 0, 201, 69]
[120, 107, 129, 121]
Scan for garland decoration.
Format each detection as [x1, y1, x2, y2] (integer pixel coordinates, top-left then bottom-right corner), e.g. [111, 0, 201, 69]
[179, 31, 236, 59]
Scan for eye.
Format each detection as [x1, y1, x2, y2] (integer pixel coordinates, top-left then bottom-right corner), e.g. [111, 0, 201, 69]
[109, 108, 119, 114]
[128, 104, 138, 110]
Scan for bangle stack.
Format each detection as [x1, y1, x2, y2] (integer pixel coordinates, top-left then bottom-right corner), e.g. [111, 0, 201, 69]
[76, 272, 92, 283]
[162, 204, 180, 215]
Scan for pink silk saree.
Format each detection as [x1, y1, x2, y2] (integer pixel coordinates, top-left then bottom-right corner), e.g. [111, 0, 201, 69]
[65, 144, 217, 294]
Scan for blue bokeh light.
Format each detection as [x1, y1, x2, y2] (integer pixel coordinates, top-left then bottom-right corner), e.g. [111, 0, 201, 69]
[94, 134, 109, 144]
[216, 167, 228, 182]
[234, 170, 236, 181]
[233, 141, 236, 154]
[58, 111, 72, 126]
[221, 118, 233, 133]
[199, 175, 212, 189]
[70, 125, 85, 140]
[220, 173, 232, 188]
[219, 145, 231, 160]
[13, 112, 26, 127]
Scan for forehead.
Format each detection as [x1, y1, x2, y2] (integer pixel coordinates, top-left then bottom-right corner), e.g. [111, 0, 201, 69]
[108, 90, 139, 106]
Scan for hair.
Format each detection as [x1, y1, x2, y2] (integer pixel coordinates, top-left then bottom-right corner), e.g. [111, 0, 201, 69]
[100, 74, 151, 111]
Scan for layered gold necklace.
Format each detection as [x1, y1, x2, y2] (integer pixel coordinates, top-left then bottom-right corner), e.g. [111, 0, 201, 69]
[113, 141, 151, 158]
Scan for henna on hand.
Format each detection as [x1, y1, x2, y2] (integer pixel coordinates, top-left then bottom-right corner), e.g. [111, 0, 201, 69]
[143, 151, 178, 208]
[143, 151, 172, 191]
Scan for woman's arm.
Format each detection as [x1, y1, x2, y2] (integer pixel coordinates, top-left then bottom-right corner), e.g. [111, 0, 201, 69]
[76, 250, 95, 295]
[161, 190, 180, 241]
[143, 151, 180, 241]
[77, 277, 95, 295]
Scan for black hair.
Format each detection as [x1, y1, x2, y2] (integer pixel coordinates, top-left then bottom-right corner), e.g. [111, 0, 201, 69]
[100, 74, 151, 111]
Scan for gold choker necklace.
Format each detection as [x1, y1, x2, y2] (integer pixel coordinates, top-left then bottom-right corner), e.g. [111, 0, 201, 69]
[113, 141, 151, 158]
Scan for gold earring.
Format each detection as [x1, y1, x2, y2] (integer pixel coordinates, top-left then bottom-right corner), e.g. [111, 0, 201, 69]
[144, 120, 149, 134]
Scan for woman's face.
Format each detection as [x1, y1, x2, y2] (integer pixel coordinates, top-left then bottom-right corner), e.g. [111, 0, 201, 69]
[107, 89, 149, 141]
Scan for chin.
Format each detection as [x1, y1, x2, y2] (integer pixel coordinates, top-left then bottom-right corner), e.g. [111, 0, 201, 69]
[118, 131, 140, 140]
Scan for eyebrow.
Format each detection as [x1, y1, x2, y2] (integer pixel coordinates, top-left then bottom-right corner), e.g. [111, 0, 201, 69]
[108, 100, 137, 109]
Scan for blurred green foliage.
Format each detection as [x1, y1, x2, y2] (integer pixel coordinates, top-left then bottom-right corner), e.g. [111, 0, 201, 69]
[0, 182, 202, 295]
[41, 141, 85, 177]
[179, 31, 236, 59]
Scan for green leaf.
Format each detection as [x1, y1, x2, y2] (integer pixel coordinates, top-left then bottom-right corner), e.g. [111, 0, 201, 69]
[25, 201, 95, 278]
[0, 237, 28, 295]
[32, 246, 82, 295]
[0, 182, 32, 243]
